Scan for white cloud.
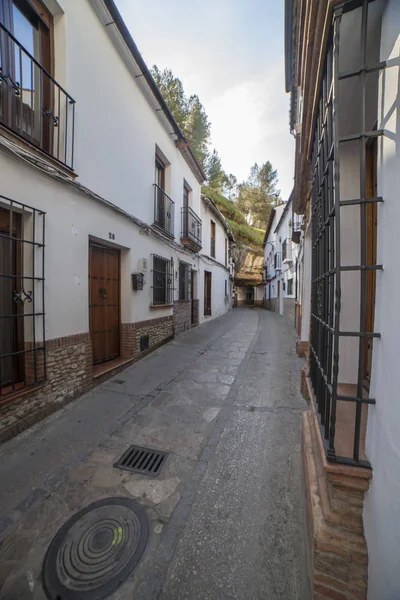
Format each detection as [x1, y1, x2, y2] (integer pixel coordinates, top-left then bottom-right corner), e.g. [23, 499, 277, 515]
[207, 62, 295, 199]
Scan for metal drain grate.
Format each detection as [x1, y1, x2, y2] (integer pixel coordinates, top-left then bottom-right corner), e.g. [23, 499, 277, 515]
[114, 445, 168, 476]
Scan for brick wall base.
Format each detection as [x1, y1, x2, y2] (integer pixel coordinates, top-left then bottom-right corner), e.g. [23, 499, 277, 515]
[173, 300, 192, 335]
[0, 333, 92, 444]
[121, 315, 174, 360]
[0, 315, 175, 445]
[303, 378, 372, 600]
[297, 340, 309, 358]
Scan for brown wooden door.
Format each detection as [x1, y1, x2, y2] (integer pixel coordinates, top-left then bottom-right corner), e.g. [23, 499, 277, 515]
[89, 244, 120, 365]
[364, 139, 377, 388]
[204, 271, 212, 316]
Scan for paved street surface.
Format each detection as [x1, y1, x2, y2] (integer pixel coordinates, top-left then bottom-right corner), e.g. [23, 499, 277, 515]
[0, 308, 311, 599]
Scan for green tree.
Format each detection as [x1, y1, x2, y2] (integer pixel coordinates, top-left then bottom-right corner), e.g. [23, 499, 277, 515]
[185, 94, 211, 170]
[151, 66, 188, 131]
[222, 173, 238, 201]
[207, 149, 226, 192]
[237, 161, 280, 228]
[151, 67, 211, 171]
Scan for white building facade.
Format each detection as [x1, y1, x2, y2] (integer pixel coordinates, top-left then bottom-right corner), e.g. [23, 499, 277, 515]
[263, 194, 300, 327]
[0, 0, 234, 442]
[286, 0, 400, 597]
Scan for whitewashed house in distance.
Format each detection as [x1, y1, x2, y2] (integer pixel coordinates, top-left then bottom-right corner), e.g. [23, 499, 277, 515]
[0, 0, 235, 443]
[263, 192, 300, 326]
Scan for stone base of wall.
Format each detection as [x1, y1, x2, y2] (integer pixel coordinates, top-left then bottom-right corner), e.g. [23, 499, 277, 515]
[0, 333, 92, 444]
[1, 315, 175, 445]
[303, 377, 371, 600]
[173, 300, 192, 336]
[283, 298, 295, 326]
[121, 316, 174, 360]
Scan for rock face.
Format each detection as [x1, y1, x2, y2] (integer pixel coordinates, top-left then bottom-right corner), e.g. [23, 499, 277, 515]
[234, 246, 264, 287]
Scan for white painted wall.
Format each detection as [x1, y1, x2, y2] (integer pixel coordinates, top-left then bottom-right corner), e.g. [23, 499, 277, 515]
[0, 0, 237, 347]
[52, 0, 201, 228]
[364, 3, 400, 598]
[300, 224, 311, 343]
[199, 200, 231, 322]
[0, 152, 200, 339]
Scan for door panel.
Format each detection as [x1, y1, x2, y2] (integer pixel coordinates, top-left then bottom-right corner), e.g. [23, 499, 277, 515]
[204, 271, 212, 316]
[89, 244, 120, 365]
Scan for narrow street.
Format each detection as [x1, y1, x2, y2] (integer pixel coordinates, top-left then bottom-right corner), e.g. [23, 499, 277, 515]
[0, 309, 311, 600]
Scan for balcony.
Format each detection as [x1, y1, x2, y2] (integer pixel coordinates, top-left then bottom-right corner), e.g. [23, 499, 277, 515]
[282, 238, 293, 263]
[181, 206, 202, 252]
[153, 184, 175, 238]
[266, 265, 274, 280]
[0, 24, 76, 170]
[292, 220, 302, 244]
[274, 252, 282, 271]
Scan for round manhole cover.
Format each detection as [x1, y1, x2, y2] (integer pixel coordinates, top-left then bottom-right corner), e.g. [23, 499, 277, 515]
[42, 497, 149, 600]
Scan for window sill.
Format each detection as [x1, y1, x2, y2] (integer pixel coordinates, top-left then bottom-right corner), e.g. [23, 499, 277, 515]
[150, 303, 173, 310]
[0, 123, 77, 179]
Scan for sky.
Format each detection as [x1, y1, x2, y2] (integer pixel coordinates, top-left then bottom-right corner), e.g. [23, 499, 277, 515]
[115, 0, 294, 200]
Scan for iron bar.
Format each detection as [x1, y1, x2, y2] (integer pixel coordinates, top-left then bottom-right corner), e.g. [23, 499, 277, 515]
[0, 195, 46, 398]
[0, 23, 75, 169]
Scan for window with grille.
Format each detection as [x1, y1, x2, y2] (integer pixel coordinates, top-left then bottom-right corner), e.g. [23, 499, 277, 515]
[287, 279, 293, 296]
[152, 255, 173, 305]
[0, 195, 46, 399]
[178, 262, 191, 301]
[309, 0, 386, 468]
[210, 221, 216, 258]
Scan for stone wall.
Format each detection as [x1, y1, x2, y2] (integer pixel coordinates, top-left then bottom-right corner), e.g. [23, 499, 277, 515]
[283, 298, 295, 327]
[135, 315, 174, 357]
[1, 315, 174, 445]
[0, 333, 92, 444]
[303, 381, 371, 600]
[173, 300, 192, 336]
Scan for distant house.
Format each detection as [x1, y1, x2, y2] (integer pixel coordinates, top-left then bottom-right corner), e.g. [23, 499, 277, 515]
[263, 193, 300, 327]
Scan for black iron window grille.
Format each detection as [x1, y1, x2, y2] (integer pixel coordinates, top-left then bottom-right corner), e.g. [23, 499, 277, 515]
[178, 261, 191, 301]
[0, 194, 45, 400]
[309, 0, 388, 468]
[274, 252, 282, 270]
[181, 206, 202, 248]
[152, 255, 173, 305]
[287, 278, 293, 296]
[0, 23, 76, 169]
[210, 237, 215, 258]
[153, 184, 174, 238]
[282, 239, 292, 262]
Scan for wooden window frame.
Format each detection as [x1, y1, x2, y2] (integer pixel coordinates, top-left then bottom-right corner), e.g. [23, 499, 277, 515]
[210, 220, 216, 258]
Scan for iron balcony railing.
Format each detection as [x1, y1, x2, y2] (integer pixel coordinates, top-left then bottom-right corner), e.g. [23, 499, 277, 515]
[0, 23, 76, 169]
[282, 238, 293, 263]
[210, 237, 215, 258]
[293, 220, 302, 232]
[153, 184, 175, 237]
[181, 206, 202, 249]
[274, 252, 282, 270]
